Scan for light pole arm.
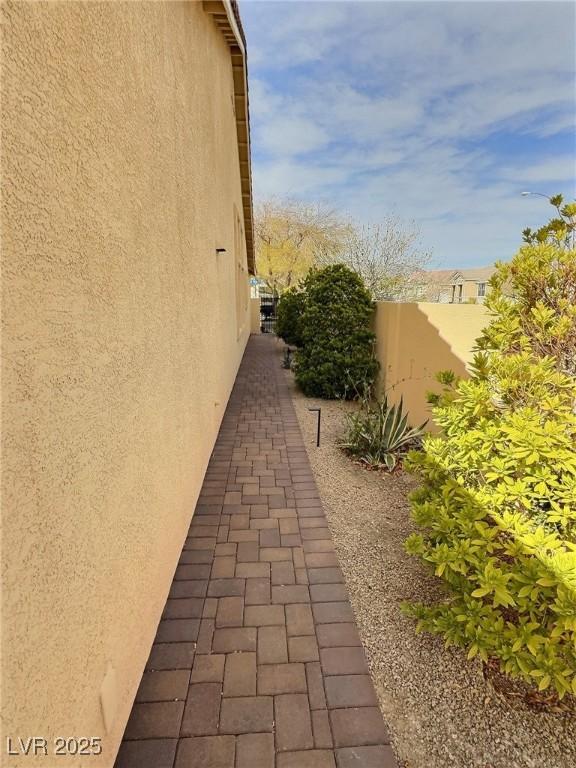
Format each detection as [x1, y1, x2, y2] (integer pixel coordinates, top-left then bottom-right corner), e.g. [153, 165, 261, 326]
[520, 191, 552, 201]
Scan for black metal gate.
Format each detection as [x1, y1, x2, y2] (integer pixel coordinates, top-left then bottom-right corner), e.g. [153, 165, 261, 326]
[259, 296, 278, 334]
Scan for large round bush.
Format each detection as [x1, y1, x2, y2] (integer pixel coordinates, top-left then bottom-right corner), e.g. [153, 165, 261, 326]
[276, 287, 305, 347]
[294, 264, 378, 399]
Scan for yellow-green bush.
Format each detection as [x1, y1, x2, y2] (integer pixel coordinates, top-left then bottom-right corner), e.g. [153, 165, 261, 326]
[404, 196, 576, 698]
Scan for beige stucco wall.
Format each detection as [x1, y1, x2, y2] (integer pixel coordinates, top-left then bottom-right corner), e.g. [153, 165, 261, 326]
[374, 302, 489, 429]
[463, 280, 478, 301]
[250, 297, 261, 333]
[2, 2, 250, 765]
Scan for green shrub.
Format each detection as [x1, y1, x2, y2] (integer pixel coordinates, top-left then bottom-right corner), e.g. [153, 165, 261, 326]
[294, 264, 379, 399]
[276, 287, 305, 347]
[404, 196, 576, 700]
[479, 196, 576, 377]
[341, 396, 426, 470]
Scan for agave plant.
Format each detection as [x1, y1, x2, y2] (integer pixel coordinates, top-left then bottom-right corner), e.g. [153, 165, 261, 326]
[341, 396, 427, 471]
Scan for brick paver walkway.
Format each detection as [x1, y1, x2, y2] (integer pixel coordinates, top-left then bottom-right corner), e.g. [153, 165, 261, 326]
[116, 335, 397, 768]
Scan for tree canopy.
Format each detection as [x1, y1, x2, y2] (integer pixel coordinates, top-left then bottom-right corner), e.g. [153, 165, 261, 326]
[254, 198, 430, 300]
[255, 199, 349, 296]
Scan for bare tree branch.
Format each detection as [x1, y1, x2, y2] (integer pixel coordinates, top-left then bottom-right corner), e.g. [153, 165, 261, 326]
[255, 198, 350, 296]
[316, 217, 431, 301]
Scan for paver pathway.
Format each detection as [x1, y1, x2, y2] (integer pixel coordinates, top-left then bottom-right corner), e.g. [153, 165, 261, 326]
[116, 334, 397, 768]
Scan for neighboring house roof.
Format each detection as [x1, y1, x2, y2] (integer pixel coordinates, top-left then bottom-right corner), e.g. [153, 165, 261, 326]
[450, 266, 497, 283]
[414, 269, 458, 285]
[408, 265, 499, 301]
[405, 269, 454, 301]
[204, 1, 255, 273]
[414, 266, 498, 286]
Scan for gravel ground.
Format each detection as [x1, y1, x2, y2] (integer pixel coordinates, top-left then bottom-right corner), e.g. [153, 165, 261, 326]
[284, 355, 576, 768]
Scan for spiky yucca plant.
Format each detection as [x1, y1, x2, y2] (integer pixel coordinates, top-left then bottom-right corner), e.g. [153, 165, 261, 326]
[341, 396, 426, 470]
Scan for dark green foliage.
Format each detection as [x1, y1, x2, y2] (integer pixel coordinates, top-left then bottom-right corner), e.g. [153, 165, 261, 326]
[294, 265, 379, 399]
[276, 287, 305, 347]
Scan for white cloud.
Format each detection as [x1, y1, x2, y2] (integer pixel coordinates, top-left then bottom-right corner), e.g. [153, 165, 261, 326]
[242, 0, 576, 266]
[244, 1, 347, 68]
[259, 115, 331, 155]
[498, 156, 576, 184]
[251, 158, 348, 198]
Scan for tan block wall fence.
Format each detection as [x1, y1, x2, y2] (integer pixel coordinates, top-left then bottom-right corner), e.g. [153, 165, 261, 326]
[374, 302, 489, 429]
[2, 2, 250, 765]
[250, 299, 486, 430]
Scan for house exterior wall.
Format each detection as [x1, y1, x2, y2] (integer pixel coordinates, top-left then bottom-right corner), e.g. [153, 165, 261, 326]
[463, 280, 478, 301]
[374, 303, 489, 430]
[456, 279, 483, 302]
[2, 2, 250, 765]
[449, 279, 491, 304]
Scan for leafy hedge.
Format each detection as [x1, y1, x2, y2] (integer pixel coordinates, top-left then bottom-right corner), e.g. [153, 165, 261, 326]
[276, 287, 305, 347]
[294, 265, 378, 399]
[404, 197, 576, 699]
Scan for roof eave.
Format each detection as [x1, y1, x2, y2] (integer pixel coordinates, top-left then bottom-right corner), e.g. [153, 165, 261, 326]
[203, 0, 255, 274]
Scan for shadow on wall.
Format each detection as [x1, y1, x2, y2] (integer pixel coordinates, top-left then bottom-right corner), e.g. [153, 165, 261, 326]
[374, 302, 489, 431]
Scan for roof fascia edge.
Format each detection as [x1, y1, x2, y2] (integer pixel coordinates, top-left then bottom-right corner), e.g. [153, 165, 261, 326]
[222, 0, 245, 55]
[203, 0, 255, 275]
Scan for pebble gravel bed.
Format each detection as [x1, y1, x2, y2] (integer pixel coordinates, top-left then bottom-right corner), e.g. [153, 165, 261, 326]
[286, 361, 576, 768]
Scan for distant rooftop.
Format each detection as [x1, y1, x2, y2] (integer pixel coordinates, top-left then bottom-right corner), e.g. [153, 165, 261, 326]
[414, 265, 497, 285]
[453, 266, 497, 282]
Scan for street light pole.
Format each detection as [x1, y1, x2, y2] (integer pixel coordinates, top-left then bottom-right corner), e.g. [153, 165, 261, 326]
[520, 191, 575, 248]
[520, 191, 552, 201]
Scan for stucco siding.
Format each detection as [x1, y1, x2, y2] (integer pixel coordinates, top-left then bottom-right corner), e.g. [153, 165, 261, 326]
[2, 2, 250, 765]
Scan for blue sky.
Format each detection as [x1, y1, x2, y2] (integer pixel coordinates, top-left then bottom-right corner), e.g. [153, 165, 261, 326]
[240, 0, 576, 268]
